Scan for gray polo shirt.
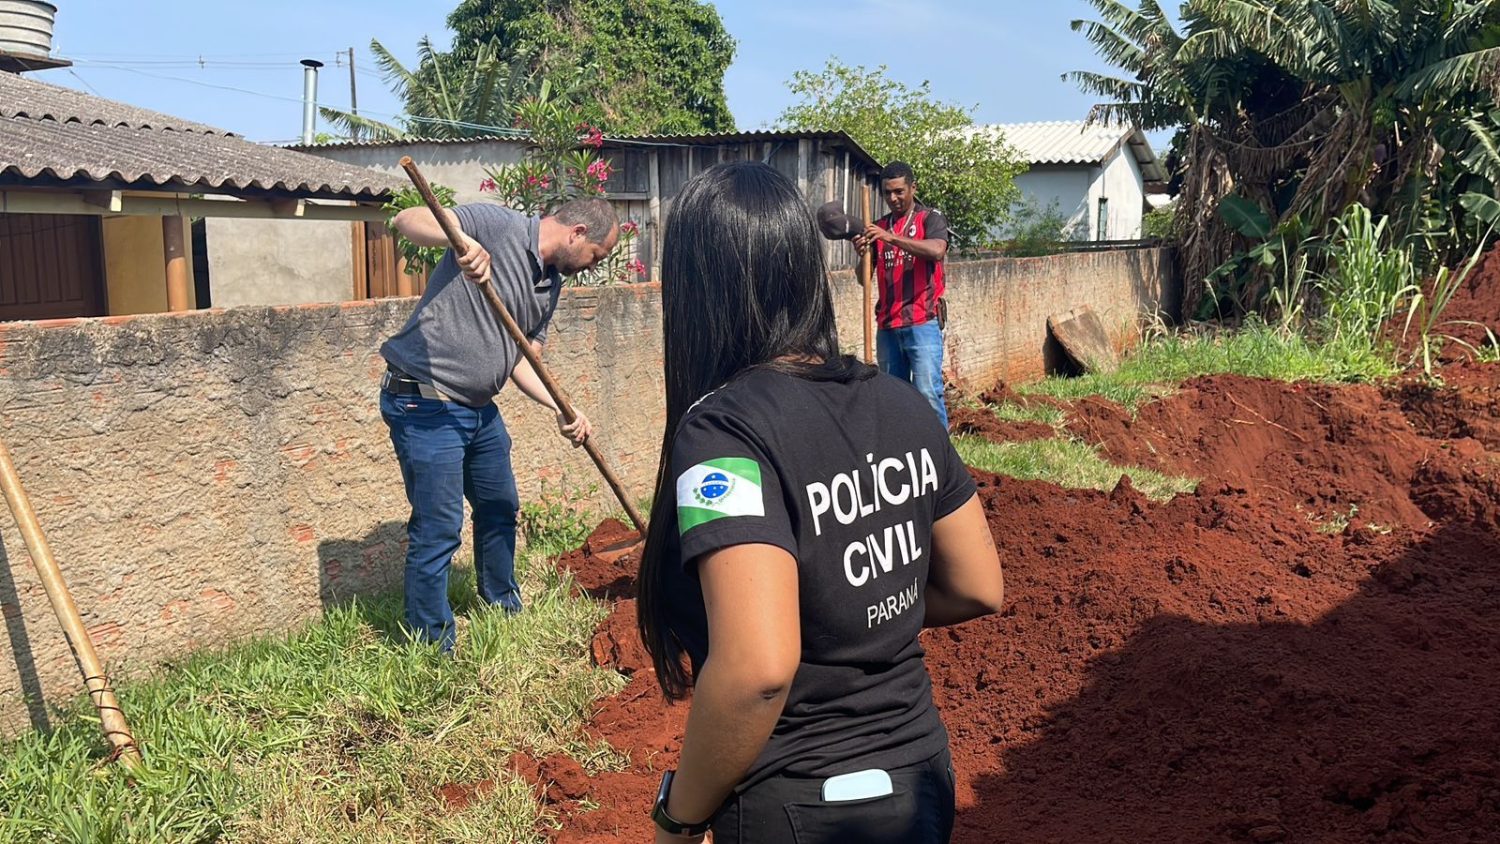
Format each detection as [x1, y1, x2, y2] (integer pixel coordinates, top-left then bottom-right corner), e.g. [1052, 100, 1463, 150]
[380, 204, 562, 407]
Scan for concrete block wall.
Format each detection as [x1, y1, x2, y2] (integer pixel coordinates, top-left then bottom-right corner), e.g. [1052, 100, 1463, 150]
[206, 218, 357, 309]
[831, 247, 1179, 384]
[0, 248, 1174, 733]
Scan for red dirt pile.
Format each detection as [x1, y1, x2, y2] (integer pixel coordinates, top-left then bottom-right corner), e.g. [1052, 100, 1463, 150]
[508, 520, 681, 843]
[949, 405, 1055, 443]
[948, 379, 1065, 443]
[1388, 361, 1500, 453]
[514, 368, 1500, 842]
[1434, 243, 1500, 360]
[1067, 369, 1500, 534]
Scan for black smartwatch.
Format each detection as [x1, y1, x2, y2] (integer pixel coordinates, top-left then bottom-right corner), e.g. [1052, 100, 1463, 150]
[651, 770, 713, 837]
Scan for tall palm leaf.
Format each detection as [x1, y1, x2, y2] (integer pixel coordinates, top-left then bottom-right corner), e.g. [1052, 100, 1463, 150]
[1394, 45, 1500, 100]
[319, 36, 533, 142]
[1066, 0, 1195, 128]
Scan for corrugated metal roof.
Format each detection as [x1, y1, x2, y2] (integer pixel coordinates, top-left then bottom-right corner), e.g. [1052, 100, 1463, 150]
[295, 128, 884, 172]
[0, 72, 404, 199]
[612, 129, 857, 144]
[293, 134, 519, 151]
[610, 129, 883, 172]
[979, 121, 1168, 183]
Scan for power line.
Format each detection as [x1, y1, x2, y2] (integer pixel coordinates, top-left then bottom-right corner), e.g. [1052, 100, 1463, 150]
[74, 58, 336, 71]
[64, 50, 343, 60]
[69, 61, 331, 108]
[66, 69, 102, 97]
[70, 52, 466, 93]
[66, 61, 399, 127]
[68, 50, 415, 80]
[62, 59, 713, 150]
[74, 58, 289, 65]
[82, 63, 302, 71]
[59, 62, 497, 140]
[72, 56, 391, 89]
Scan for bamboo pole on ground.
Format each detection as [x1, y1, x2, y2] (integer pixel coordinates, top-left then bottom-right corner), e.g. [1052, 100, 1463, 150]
[0, 437, 141, 767]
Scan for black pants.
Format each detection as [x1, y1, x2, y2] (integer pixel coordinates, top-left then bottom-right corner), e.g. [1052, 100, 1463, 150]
[712, 748, 955, 844]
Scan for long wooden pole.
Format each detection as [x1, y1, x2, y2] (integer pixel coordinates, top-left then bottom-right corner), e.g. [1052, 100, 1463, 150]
[0, 437, 141, 767]
[861, 182, 875, 364]
[397, 157, 647, 536]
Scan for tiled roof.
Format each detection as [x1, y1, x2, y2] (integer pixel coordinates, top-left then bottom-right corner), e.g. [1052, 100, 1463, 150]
[0, 72, 404, 199]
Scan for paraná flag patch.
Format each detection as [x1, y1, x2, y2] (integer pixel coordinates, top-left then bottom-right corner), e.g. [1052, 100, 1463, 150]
[676, 457, 764, 534]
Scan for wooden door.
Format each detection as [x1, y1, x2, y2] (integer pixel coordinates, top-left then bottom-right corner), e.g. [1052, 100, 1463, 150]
[0, 214, 107, 321]
[352, 222, 429, 300]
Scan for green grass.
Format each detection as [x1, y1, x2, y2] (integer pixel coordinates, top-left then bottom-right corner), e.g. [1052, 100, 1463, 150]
[954, 434, 1198, 502]
[1475, 337, 1500, 364]
[988, 400, 1067, 428]
[0, 516, 622, 844]
[1304, 502, 1363, 536]
[1019, 319, 1399, 407]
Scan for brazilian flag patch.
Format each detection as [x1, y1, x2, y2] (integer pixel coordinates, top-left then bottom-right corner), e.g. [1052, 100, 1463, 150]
[676, 457, 764, 534]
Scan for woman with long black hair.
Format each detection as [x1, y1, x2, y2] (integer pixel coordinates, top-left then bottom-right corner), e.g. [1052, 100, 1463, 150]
[638, 161, 1004, 844]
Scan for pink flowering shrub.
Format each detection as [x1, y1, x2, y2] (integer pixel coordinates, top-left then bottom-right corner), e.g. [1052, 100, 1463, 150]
[480, 86, 643, 285]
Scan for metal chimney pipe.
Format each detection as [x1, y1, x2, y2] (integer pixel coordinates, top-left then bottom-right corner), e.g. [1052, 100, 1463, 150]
[300, 58, 323, 144]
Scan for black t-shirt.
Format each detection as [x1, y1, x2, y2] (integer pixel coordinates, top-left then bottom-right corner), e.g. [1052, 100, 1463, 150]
[663, 366, 977, 789]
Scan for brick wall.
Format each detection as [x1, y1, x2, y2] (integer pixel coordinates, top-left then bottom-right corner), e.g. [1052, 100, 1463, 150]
[0, 248, 1174, 733]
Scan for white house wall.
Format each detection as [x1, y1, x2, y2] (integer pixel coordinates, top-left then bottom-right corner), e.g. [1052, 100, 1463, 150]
[315, 141, 530, 204]
[1004, 148, 1148, 242]
[1008, 168, 1093, 239]
[1088, 147, 1146, 240]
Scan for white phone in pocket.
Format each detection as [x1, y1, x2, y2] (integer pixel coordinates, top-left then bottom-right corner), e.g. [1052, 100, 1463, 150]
[821, 768, 894, 802]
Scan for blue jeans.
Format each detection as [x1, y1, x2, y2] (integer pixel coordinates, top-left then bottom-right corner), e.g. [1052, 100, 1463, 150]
[380, 391, 521, 650]
[877, 322, 949, 429]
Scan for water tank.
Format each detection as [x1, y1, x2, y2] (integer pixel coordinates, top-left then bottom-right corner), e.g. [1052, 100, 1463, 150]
[0, 1, 57, 58]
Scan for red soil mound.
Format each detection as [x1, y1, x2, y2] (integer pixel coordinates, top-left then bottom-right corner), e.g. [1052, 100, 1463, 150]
[1066, 374, 1500, 531]
[949, 405, 1056, 443]
[514, 368, 1500, 842]
[1387, 361, 1500, 452]
[1434, 243, 1500, 359]
[548, 531, 683, 841]
[936, 473, 1499, 842]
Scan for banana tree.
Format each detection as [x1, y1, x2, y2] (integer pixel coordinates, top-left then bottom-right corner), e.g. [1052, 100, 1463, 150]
[1071, 0, 1500, 318]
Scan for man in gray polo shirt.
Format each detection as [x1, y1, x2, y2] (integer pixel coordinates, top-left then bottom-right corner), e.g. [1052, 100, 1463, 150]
[380, 197, 619, 650]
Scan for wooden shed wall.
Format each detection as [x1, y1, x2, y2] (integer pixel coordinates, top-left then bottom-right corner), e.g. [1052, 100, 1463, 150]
[603, 139, 880, 280]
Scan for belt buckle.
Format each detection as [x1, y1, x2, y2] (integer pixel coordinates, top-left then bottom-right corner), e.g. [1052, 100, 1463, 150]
[381, 368, 450, 402]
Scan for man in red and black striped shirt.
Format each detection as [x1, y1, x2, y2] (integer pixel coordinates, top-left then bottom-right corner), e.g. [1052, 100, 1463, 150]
[855, 161, 952, 428]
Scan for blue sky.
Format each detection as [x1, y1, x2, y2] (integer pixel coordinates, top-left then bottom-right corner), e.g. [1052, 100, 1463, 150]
[33, 0, 1169, 149]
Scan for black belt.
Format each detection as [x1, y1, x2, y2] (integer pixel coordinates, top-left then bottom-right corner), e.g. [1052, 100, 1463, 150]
[381, 364, 455, 402]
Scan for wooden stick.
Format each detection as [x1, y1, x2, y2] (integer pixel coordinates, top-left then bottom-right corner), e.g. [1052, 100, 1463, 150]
[397, 157, 647, 536]
[861, 182, 875, 364]
[0, 437, 141, 767]
[1226, 393, 1307, 442]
